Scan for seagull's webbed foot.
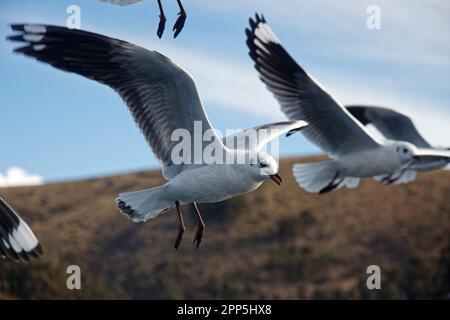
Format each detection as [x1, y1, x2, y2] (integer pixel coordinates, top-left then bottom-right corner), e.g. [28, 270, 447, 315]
[157, 14, 166, 39]
[191, 202, 205, 249]
[193, 223, 205, 249]
[173, 0, 187, 38]
[319, 172, 342, 194]
[174, 201, 185, 249]
[175, 226, 184, 249]
[381, 172, 401, 185]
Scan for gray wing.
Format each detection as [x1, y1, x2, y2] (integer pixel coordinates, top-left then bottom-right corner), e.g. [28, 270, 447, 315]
[223, 120, 308, 151]
[0, 197, 43, 262]
[246, 14, 380, 156]
[345, 105, 431, 148]
[9, 24, 223, 179]
[99, 0, 143, 5]
[414, 148, 450, 162]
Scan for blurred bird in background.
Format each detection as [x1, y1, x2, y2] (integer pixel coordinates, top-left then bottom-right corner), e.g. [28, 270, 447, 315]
[346, 105, 450, 184]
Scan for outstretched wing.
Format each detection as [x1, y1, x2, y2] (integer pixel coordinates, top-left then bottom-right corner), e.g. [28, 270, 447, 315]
[0, 198, 43, 262]
[223, 120, 308, 151]
[414, 148, 450, 162]
[8, 24, 224, 179]
[246, 14, 380, 156]
[346, 105, 431, 148]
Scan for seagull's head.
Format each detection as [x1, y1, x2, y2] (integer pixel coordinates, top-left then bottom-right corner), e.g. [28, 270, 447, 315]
[391, 141, 419, 162]
[247, 152, 282, 186]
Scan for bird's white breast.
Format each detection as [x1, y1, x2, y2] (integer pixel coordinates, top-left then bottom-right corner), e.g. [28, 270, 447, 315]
[337, 146, 402, 177]
[164, 164, 263, 204]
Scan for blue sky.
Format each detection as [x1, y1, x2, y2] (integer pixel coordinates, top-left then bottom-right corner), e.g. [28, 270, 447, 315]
[0, 0, 449, 184]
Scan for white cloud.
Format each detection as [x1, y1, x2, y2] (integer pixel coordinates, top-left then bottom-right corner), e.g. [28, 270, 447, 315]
[0, 167, 43, 187]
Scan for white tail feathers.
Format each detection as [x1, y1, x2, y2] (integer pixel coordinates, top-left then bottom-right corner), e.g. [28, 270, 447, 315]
[293, 161, 337, 193]
[292, 161, 360, 194]
[342, 177, 360, 189]
[394, 170, 417, 184]
[115, 186, 173, 223]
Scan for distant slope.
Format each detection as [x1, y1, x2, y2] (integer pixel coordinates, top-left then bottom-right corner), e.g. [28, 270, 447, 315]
[1, 157, 449, 299]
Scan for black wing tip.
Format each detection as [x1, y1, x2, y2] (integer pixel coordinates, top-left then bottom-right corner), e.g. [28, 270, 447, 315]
[0, 197, 20, 226]
[0, 198, 43, 262]
[117, 200, 137, 216]
[249, 13, 266, 31]
[249, 17, 257, 30]
[254, 13, 265, 24]
[7, 24, 39, 52]
[0, 244, 44, 263]
[6, 34, 20, 42]
[31, 244, 44, 258]
[9, 23, 49, 32]
[286, 127, 303, 137]
[10, 23, 25, 31]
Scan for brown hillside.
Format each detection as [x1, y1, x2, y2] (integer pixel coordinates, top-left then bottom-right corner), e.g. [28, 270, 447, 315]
[0, 157, 449, 299]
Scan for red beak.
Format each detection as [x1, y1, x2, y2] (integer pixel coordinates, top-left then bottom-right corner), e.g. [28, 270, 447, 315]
[270, 173, 283, 186]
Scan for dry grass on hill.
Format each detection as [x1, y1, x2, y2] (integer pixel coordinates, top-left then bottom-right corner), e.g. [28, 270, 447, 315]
[0, 157, 449, 299]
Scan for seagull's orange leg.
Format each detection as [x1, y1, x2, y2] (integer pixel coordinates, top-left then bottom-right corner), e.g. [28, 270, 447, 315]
[191, 202, 205, 248]
[174, 201, 185, 249]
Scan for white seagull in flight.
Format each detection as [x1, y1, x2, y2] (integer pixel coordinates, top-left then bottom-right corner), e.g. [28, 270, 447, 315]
[346, 105, 450, 184]
[245, 14, 450, 194]
[8, 24, 307, 248]
[0, 197, 43, 262]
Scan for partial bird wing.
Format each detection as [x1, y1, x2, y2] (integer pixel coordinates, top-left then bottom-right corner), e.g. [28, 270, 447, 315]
[345, 105, 432, 148]
[99, 0, 143, 6]
[246, 14, 380, 156]
[414, 148, 450, 162]
[0, 198, 43, 262]
[8, 24, 225, 180]
[223, 120, 308, 151]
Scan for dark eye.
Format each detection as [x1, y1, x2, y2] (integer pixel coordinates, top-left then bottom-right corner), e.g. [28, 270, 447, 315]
[403, 148, 408, 154]
[258, 160, 268, 168]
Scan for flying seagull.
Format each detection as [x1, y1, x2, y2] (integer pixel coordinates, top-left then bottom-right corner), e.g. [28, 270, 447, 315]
[0, 197, 43, 262]
[99, 0, 187, 38]
[8, 24, 307, 248]
[245, 14, 450, 194]
[346, 105, 450, 184]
